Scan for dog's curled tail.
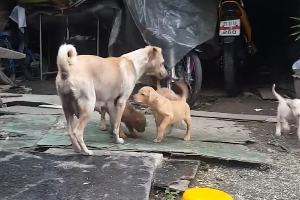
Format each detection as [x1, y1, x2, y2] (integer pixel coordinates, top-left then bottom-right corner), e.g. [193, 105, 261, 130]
[176, 81, 189, 101]
[57, 44, 77, 78]
[272, 84, 285, 103]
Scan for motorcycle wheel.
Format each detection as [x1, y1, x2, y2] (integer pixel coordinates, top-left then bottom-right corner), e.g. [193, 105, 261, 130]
[170, 51, 202, 108]
[186, 51, 202, 108]
[223, 43, 239, 97]
[23, 53, 49, 81]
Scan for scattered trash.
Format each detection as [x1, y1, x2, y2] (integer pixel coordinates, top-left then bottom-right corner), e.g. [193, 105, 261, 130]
[83, 182, 90, 185]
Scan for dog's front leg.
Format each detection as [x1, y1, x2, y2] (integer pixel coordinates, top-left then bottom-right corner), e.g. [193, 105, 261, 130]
[125, 124, 139, 138]
[107, 101, 126, 144]
[154, 116, 171, 143]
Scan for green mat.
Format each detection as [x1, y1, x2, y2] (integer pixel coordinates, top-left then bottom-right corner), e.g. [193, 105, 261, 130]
[0, 114, 271, 164]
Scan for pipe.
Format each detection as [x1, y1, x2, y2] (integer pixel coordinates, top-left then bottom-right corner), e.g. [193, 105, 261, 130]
[39, 14, 43, 81]
[96, 17, 99, 55]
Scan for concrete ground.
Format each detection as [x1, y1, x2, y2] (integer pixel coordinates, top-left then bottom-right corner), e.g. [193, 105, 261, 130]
[4, 80, 300, 200]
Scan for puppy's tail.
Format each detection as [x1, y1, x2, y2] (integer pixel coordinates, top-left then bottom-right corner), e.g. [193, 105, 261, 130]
[57, 44, 77, 78]
[272, 84, 286, 103]
[176, 81, 189, 101]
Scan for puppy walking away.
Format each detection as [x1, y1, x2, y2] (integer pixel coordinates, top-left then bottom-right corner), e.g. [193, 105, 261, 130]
[272, 84, 295, 136]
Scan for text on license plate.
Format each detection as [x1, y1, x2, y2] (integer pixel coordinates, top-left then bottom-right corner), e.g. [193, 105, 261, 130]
[219, 19, 241, 36]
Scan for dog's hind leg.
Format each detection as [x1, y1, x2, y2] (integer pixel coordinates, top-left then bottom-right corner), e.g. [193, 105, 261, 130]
[281, 118, 290, 134]
[296, 118, 300, 143]
[183, 116, 191, 141]
[275, 113, 282, 136]
[100, 107, 107, 131]
[62, 102, 81, 153]
[107, 100, 126, 144]
[73, 101, 94, 155]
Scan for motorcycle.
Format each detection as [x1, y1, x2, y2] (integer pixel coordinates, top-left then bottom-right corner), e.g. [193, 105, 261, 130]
[0, 30, 49, 84]
[218, 0, 256, 96]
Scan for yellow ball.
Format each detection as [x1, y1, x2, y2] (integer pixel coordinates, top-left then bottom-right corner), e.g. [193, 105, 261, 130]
[182, 187, 233, 200]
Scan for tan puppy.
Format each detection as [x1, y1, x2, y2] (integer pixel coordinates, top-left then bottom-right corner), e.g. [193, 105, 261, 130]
[99, 100, 147, 138]
[133, 81, 191, 142]
[56, 44, 168, 155]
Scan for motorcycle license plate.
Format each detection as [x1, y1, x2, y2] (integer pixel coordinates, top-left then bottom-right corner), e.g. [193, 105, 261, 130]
[219, 19, 241, 36]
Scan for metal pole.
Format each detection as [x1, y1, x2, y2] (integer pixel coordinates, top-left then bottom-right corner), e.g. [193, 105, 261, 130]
[97, 18, 99, 56]
[39, 14, 43, 81]
[66, 16, 69, 40]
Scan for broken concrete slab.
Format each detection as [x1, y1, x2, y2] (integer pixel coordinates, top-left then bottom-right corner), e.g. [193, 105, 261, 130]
[0, 106, 63, 115]
[154, 159, 200, 191]
[0, 149, 163, 200]
[1, 93, 61, 106]
[190, 110, 276, 123]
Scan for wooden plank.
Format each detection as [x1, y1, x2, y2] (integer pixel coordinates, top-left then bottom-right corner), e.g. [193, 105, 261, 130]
[190, 110, 276, 123]
[0, 47, 26, 59]
[0, 106, 63, 115]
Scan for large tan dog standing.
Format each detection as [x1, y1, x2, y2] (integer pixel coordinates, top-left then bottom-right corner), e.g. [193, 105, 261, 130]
[133, 81, 191, 142]
[56, 44, 168, 155]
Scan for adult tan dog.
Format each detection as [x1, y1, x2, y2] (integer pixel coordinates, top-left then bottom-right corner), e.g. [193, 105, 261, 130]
[56, 44, 168, 155]
[133, 81, 191, 142]
[99, 100, 147, 138]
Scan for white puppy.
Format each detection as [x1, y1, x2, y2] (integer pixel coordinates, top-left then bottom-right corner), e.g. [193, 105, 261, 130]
[286, 99, 300, 141]
[272, 84, 295, 136]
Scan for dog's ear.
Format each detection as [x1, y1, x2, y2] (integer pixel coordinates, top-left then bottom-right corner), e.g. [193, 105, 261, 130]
[149, 90, 158, 102]
[147, 46, 159, 58]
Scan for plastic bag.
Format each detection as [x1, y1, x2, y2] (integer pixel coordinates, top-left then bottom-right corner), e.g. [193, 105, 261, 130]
[123, 0, 218, 68]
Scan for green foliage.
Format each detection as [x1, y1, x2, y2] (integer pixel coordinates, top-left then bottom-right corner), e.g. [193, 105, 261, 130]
[164, 189, 180, 200]
[290, 17, 300, 41]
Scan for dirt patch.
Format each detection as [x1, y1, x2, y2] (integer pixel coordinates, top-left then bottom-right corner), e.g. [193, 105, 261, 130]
[195, 95, 277, 116]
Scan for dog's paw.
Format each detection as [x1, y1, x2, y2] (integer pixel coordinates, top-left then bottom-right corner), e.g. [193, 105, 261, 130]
[83, 150, 93, 156]
[153, 138, 162, 143]
[115, 138, 124, 144]
[100, 126, 107, 131]
[275, 131, 282, 137]
[184, 136, 191, 141]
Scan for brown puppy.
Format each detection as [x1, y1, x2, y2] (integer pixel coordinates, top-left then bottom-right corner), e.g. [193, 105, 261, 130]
[133, 81, 191, 142]
[56, 44, 168, 155]
[100, 100, 146, 138]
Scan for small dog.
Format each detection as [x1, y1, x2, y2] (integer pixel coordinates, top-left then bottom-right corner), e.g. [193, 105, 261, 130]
[99, 100, 147, 138]
[272, 84, 295, 136]
[133, 81, 191, 142]
[56, 44, 168, 155]
[286, 98, 300, 142]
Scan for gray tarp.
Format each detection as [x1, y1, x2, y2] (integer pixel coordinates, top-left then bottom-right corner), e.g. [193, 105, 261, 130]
[121, 0, 219, 68]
